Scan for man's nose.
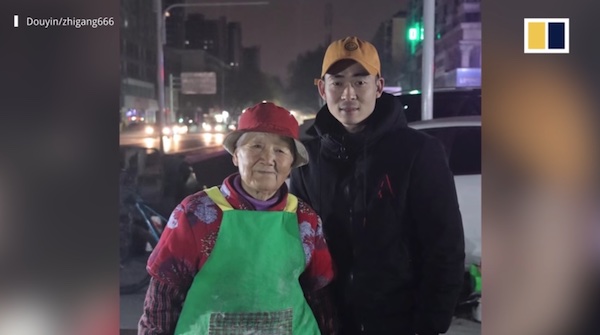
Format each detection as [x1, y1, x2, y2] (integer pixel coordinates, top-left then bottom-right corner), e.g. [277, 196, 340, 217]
[341, 83, 357, 100]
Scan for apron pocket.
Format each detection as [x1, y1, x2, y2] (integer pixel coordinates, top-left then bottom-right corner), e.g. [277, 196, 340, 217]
[209, 308, 293, 335]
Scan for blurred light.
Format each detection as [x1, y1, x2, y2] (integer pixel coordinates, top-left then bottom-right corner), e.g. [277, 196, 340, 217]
[202, 133, 214, 143]
[131, 116, 137, 121]
[144, 126, 154, 135]
[140, 117, 145, 121]
[162, 136, 172, 153]
[222, 111, 229, 118]
[215, 114, 224, 123]
[262, 100, 267, 103]
[188, 119, 193, 124]
[409, 90, 420, 95]
[178, 118, 184, 123]
[404, 105, 409, 110]
[214, 124, 224, 132]
[165, 12, 170, 17]
[162, 127, 171, 136]
[409, 27, 418, 41]
[143, 138, 155, 149]
[230, 62, 235, 66]
[202, 123, 212, 131]
[214, 133, 225, 145]
[172, 125, 188, 135]
[228, 124, 236, 130]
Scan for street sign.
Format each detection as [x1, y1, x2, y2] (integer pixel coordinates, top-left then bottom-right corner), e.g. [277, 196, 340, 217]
[181, 72, 217, 95]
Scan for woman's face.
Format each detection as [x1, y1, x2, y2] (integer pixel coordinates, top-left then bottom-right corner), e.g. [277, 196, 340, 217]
[232, 132, 295, 199]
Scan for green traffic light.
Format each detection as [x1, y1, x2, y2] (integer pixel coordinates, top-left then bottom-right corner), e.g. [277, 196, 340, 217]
[408, 27, 418, 41]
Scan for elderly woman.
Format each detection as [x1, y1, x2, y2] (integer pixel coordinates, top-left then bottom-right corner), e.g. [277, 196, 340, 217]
[139, 102, 334, 335]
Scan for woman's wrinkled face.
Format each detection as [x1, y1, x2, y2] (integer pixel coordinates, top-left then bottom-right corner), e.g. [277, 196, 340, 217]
[232, 132, 295, 199]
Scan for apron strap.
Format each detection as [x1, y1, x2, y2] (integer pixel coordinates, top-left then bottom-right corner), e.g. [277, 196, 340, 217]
[284, 193, 298, 213]
[205, 186, 233, 211]
[205, 186, 299, 214]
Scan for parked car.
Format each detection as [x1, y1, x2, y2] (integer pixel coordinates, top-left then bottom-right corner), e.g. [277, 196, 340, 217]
[396, 87, 481, 122]
[408, 115, 481, 268]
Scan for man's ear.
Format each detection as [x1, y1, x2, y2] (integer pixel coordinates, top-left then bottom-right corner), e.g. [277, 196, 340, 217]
[317, 78, 327, 100]
[375, 76, 385, 98]
[232, 151, 239, 167]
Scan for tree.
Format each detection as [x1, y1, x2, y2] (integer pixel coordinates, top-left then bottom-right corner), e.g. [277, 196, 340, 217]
[286, 45, 326, 112]
[225, 68, 284, 115]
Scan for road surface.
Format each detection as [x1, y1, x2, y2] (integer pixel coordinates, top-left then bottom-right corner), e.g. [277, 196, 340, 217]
[119, 132, 226, 154]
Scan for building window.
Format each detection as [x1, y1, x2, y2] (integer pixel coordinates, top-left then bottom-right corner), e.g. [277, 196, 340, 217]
[470, 46, 481, 68]
[465, 12, 481, 22]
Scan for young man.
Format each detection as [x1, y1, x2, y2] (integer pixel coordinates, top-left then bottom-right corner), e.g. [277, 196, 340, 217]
[290, 36, 465, 335]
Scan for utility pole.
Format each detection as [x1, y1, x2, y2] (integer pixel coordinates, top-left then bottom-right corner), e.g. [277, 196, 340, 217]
[421, 0, 435, 120]
[221, 67, 225, 110]
[154, 0, 166, 153]
[169, 73, 175, 120]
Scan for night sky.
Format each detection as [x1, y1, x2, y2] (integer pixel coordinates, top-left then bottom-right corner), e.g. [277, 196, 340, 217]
[187, 0, 408, 82]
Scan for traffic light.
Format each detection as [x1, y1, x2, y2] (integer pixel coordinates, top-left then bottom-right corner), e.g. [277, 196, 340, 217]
[408, 27, 418, 41]
[408, 24, 425, 42]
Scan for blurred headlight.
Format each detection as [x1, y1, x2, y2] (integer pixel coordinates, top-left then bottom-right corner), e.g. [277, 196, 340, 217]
[215, 124, 224, 132]
[202, 123, 212, 131]
[144, 126, 154, 135]
[162, 127, 172, 135]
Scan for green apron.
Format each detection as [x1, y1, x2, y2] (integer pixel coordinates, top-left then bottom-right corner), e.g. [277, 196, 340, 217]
[173, 186, 321, 335]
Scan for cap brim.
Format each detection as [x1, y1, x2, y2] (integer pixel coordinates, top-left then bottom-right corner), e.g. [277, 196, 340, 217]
[292, 139, 309, 168]
[322, 58, 379, 77]
[223, 131, 243, 156]
[223, 131, 309, 168]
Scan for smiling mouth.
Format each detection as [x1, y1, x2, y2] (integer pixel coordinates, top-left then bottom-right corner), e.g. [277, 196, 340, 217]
[340, 107, 359, 113]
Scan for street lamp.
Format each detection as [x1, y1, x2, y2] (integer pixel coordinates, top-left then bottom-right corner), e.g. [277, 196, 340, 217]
[154, 0, 269, 154]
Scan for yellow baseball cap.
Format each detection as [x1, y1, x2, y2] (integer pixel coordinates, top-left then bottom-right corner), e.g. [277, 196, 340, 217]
[321, 36, 381, 78]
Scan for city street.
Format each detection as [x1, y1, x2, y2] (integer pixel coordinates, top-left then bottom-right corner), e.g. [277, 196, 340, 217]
[119, 132, 225, 154]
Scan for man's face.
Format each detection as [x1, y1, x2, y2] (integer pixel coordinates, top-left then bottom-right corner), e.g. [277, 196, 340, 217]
[318, 60, 384, 133]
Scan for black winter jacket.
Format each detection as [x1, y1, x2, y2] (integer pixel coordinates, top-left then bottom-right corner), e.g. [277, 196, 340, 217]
[290, 93, 465, 335]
